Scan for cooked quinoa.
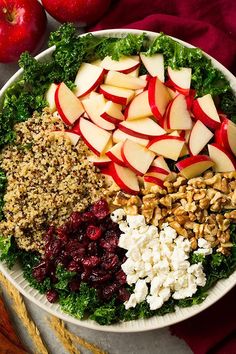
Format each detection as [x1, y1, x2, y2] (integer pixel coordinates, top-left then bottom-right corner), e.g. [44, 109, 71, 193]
[0, 109, 106, 252]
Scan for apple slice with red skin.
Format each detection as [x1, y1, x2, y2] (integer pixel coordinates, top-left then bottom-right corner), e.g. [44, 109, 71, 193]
[148, 77, 171, 122]
[119, 117, 166, 139]
[74, 63, 106, 98]
[82, 94, 115, 131]
[79, 117, 112, 156]
[208, 143, 236, 172]
[100, 55, 140, 73]
[45, 83, 57, 112]
[189, 120, 214, 155]
[55, 83, 84, 126]
[106, 141, 126, 167]
[128, 67, 140, 77]
[110, 163, 140, 194]
[147, 135, 185, 161]
[166, 94, 193, 130]
[100, 101, 124, 124]
[140, 53, 165, 82]
[125, 90, 153, 120]
[113, 129, 149, 146]
[220, 118, 236, 157]
[50, 131, 80, 146]
[146, 167, 169, 181]
[167, 67, 192, 95]
[176, 155, 215, 179]
[105, 71, 146, 90]
[121, 139, 155, 176]
[168, 130, 189, 157]
[99, 84, 134, 105]
[151, 156, 171, 173]
[143, 174, 164, 188]
[88, 154, 111, 167]
[192, 94, 221, 130]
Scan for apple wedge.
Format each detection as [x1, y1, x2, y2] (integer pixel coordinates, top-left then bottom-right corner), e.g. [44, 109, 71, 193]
[220, 118, 236, 157]
[140, 53, 165, 82]
[55, 83, 84, 126]
[110, 163, 140, 194]
[167, 67, 192, 95]
[100, 55, 140, 73]
[105, 71, 146, 90]
[50, 131, 80, 146]
[82, 94, 115, 131]
[100, 101, 124, 124]
[121, 139, 155, 176]
[168, 130, 189, 157]
[106, 141, 126, 166]
[125, 90, 153, 120]
[143, 174, 164, 188]
[128, 67, 140, 77]
[147, 135, 185, 160]
[148, 77, 171, 121]
[113, 129, 149, 146]
[189, 120, 214, 155]
[151, 156, 171, 173]
[79, 117, 112, 156]
[166, 94, 193, 130]
[208, 143, 236, 172]
[192, 94, 221, 130]
[119, 117, 166, 139]
[88, 153, 111, 167]
[45, 83, 57, 112]
[99, 84, 134, 105]
[176, 155, 214, 179]
[167, 87, 178, 99]
[146, 167, 169, 181]
[74, 63, 106, 97]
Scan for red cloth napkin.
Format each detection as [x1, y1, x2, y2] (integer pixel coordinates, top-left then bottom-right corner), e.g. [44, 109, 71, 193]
[89, 1, 236, 353]
[89, 0, 236, 75]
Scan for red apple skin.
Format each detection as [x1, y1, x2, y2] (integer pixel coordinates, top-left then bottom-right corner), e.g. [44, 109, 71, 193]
[42, 0, 111, 26]
[148, 77, 163, 122]
[110, 163, 139, 195]
[176, 155, 213, 171]
[99, 87, 128, 105]
[0, 0, 47, 63]
[118, 63, 140, 74]
[220, 118, 236, 157]
[106, 150, 126, 167]
[143, 175, 164, 188]
[209, 143, 236, 169]
[192, 100, 221, 130]
[121, 145, 143, 177]
[147, 135, 185, 149]
[118, 123, 150, 140]
[148, 166, 169, 175]
[101, 112, 121, 125]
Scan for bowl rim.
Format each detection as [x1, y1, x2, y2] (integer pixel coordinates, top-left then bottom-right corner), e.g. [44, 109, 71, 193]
[0, 28, 236, 333]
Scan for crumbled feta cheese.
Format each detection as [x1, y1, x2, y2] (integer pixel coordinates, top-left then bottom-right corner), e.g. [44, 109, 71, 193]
[146, 295, 163, 310]
[127, 215, 146, 229]
[110, 208, 126, 223]
[198, 238, 211, 249]
[194, 248, 213, 256]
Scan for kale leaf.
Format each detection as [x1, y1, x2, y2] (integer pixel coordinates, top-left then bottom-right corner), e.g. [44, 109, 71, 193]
[0, 235, 18, 268]
[54, 265, 76, 291]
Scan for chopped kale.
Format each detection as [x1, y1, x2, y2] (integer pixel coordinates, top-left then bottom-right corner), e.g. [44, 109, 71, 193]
[54, 265, 76, 291]
[0, 235, 18, 268]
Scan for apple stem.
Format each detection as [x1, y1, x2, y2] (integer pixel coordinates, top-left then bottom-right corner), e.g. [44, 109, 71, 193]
[2, 7, 14, 23]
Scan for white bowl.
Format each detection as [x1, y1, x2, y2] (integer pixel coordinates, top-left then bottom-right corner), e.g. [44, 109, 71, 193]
[0, 29, 236, 332]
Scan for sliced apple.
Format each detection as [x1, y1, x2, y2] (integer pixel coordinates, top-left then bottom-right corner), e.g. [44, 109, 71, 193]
[125, 90, 153, 120]
[176, 155, 214, 179]
[50, 131, 80, 146]
[147, 135, 185, 161]
[106, 141, 126, 166]
[55, 83, 84, 126]
[82, 94, 115, 131]
[128, 67, 140, 77]
[146, 168, 169, 181]
[148, 77, 171, 122]
[189, 120, 214, 155]
[220, 118, 236, 157]
[208, 143, 236, 172]
[105, 71, 146, 90]
[168, 130, 189, 157]
[167, 67, 192, 95]
[151, 156, 171, 173]
[99, 84, 134, 105]
[119, 117, 166, 139]
[167, 94, 193, 130]
[192, 94, 221, 130]
[140, 53, 165, 82]
[74, 63, 106, 97]
[110, 163, 140, 194]
[88, 153, 111, 167]
[79, 117, 112, 156]
[143, 174, 164, 188]
[100, 101, 124, 124]
[121, 139, 155, 176]
[113, 129, 149, 146]
[100, 55, 140, 73]
[167, 87, 178, 99]
[45, 83, 57, 112]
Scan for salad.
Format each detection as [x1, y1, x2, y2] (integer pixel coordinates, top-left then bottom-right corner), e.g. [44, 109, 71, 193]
[0, 24, 235, 325]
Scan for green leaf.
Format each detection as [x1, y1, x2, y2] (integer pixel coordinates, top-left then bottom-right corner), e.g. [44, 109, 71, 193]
[54, 266, 76, 291]
[0, 236, 18, 268]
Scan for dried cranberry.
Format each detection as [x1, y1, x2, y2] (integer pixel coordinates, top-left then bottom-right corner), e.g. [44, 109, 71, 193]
[44, 226, 55, 243]
[117, 287, 130, 302]
[69, 211, 83, 230]
[102, 253, 119, 270]
[115, 270, 127, 285]
[69, 279, 81, 292]
[92, 199, 110, 219]
[90, 271, 111, 284]
[54, 253, 70, 267]
[67, 260, 80, 272]
[102, 284, 118, 300]
[82, 256, 100, 268]
[45, 239, 62, 260]
[81, 211, 96, 223]
[81, 269, 91, 282]
[86, 225, 102, 241]
[65, 240, 80, 253]
[46, 289, 59, 303]
[87, 242, 99, 256]
[57, 224, 70, 244]
[32, 261, 49, 282]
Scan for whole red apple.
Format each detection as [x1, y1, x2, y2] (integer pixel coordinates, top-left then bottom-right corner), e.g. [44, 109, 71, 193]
[0, 0, 47, 63]
[42, 0, 111, 26]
